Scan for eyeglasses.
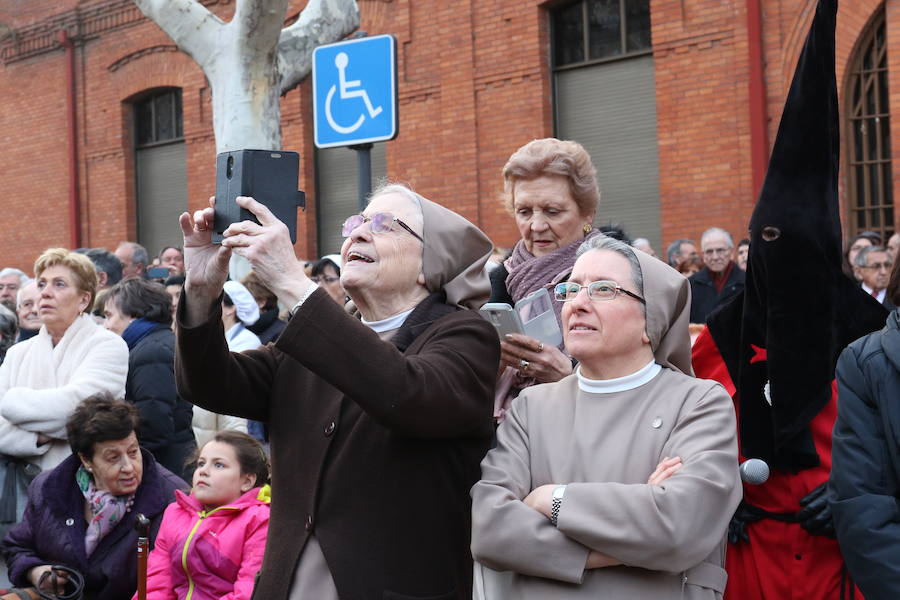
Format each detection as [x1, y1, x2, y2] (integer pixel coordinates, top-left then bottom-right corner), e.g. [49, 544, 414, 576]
[341, 212, 424, 242]
[311, 275, 340, 284]
[554, 281, 646, 304]
[702, 247, 731, 257]
[861, 262, 893, 271]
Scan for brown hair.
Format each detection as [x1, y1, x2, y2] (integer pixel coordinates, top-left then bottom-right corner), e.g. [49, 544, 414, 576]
[502, 138, 600, 217]
[66, 393, 139, 459]
[241, 271, 277, 312]
[34, 248, 99, 311]
[106, 277, 173, 325]
[203, 430, 270, 487]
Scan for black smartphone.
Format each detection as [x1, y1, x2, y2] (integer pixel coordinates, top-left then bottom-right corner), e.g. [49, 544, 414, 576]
[212, 149, 306, 244]
[146, 267, 170, 280]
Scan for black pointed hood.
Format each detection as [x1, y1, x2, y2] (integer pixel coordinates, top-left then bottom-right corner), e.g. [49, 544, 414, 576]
[706, 0, 887, 470]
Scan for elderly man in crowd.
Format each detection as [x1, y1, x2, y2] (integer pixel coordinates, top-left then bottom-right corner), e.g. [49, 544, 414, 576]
[666, 238, 698, 268]
[14, 280, 40, 342]
[158, 246, 185, 276]
[77, 248, 123, 291]
[689, 228, 745, 323]
[0, 306, 16, 366]
[0, 269, 28, 313]
[886, 232, 900, 262]
[853, 245, 894, 308]
[115, 241, 149, 279]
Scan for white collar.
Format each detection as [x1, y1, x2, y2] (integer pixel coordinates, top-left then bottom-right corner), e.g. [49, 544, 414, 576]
[225, 322, 244, 341]
[361, 308, 415, 333]
[577, 360, 661, 394]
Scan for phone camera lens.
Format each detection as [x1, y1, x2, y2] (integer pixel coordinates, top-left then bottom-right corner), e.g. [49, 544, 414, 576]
[226, 155, 234, 179]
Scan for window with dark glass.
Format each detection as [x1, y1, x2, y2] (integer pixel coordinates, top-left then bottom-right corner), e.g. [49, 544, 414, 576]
[552, 0, 651, 68]
[135, 89, 184, 146]
[846, 11, 894, 241]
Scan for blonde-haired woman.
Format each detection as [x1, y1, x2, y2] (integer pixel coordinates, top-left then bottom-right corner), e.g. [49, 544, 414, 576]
[0, 248, 128, 533]
[491, 138, 602, 420]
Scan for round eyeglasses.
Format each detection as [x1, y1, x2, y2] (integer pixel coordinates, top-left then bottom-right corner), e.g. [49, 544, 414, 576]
[341, 212, 424, 242]
[554, 280, 646, 304]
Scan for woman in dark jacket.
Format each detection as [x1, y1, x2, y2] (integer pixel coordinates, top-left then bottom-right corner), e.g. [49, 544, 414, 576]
[103, 277, 196, 480]
[176, 183, 499, 600]
[1, 395, 187, 600]
[830, 295, 900, 597]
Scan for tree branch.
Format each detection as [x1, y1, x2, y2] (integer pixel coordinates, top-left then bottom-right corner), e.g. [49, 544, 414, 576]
[133, 0, 224, 70]
[233, 0, 290, 61]
[276, 0, 360, 95]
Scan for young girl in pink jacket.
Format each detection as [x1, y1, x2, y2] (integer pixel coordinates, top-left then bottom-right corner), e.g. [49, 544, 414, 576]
[137, 430, 270, 600]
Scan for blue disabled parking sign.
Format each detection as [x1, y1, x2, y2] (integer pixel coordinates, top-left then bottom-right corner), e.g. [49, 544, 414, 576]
[313, 34, 398, 148]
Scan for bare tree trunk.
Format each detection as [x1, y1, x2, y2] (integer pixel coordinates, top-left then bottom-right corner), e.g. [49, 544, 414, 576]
[134, 0, 359, 152]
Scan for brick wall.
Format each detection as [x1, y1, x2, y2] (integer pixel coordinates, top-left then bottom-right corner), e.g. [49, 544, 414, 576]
[0, 0, 894, 273]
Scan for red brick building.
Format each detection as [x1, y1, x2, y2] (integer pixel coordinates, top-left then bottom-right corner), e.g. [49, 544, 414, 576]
[0, 0, 895, 271]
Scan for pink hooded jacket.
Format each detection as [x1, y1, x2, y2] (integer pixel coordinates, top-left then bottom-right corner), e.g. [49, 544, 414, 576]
[136, 486, 270, 600]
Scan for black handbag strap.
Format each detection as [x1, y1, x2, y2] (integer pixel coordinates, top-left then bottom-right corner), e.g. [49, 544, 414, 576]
[36, 566, 84, 600]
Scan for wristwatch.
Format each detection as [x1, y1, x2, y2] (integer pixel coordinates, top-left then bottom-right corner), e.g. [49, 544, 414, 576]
[288, 282, 319, 319]
[550, 485, 566, 526]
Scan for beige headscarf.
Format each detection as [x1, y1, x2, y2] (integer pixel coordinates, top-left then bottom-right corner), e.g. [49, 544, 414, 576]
[385, 185, 493, 310]
[633, 249, 694, 375]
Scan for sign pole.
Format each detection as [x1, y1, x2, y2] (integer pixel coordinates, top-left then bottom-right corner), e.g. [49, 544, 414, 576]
[350, 142, 373, 211]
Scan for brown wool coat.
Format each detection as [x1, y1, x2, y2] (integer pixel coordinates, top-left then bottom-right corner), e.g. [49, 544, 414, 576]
[176, 289, 499, 600]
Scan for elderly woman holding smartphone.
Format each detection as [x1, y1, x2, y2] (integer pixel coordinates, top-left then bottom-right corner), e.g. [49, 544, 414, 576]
[175, 183, 498, 600]
[472, 235, 741, 599]
[490, 138, 603, 420]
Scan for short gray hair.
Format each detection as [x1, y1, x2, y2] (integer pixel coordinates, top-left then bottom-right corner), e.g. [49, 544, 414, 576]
[666, 239, 694, 266]
[701, 227, 734, 248]
[854, 245, 888, 268]
[16, 279, 35, 307]
[0, 268, 28, 285]
[118, 241, 149, 267]
[576, 235, 644, 301]
[367, 181, 425, 233]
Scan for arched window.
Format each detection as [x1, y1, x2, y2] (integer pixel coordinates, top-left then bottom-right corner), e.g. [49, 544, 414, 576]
[846, 10, 894, 241]
[133, 88, 187, 257]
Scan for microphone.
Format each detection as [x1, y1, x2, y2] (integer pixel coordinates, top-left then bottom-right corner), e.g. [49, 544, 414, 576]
[739, 459, 770, 485]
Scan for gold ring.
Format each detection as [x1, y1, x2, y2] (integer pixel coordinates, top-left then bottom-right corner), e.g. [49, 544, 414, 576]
[537, 342, 544, 353]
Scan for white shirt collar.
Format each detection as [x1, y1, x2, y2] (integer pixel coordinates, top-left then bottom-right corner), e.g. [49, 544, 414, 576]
[577, 360, 661, 394]
[361, 308, 415, 333]
[861, 283, 886, 303]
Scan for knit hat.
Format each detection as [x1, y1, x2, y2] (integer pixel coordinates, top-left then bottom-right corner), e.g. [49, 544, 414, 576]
[223, 280, 260, 326]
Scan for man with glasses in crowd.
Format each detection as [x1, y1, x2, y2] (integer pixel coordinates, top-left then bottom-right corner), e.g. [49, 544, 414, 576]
[688, 227, 745, 323]
[853, 245, 894, 309]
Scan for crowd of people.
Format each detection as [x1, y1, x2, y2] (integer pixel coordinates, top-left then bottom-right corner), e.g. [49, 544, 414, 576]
[0, 2, 897, 592]
[0, 135, 892, 600]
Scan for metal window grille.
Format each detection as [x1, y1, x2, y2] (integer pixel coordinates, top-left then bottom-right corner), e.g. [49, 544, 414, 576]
[135, 88, 184, 147]
[551, 0, 651, 69]
[846, 11, 894, 241]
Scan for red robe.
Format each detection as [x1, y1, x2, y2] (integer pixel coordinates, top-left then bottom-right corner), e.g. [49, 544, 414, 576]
[692, 328, 860, 600]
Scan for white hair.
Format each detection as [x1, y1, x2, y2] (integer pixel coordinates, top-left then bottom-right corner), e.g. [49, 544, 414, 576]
[0, 268, 29, 285]
[700, 227, 734, 248]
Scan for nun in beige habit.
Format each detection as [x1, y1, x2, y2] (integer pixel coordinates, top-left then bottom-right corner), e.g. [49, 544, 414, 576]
[471, 234, 741, 599]
[175, 183, 500, 600]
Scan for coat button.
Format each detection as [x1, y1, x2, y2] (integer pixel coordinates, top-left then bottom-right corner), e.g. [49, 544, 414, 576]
[324, 421, 336, 437]
[65, 518, 74, 526]
[305, 514, 313, 531]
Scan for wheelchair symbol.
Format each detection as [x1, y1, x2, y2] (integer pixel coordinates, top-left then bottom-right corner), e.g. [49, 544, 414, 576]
[325, 52, 383, 135]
